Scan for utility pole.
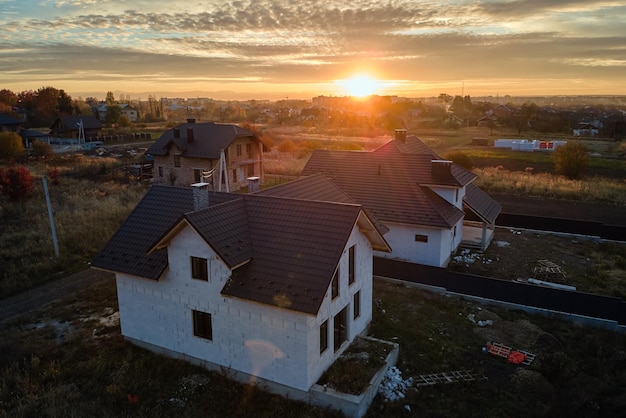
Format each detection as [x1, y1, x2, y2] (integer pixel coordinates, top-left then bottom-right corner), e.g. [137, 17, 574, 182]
[42, 175, 60, 257]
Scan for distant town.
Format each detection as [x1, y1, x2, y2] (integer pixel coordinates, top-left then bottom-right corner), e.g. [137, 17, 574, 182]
[1, 87, 626, 141]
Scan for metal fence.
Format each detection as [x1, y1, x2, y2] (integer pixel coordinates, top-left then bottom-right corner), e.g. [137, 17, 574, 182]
[373, 257, 626, 325]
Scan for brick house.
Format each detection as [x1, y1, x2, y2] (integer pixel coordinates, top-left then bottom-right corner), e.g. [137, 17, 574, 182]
[147, 120, 263, 191]
[92, 183, 390, 394]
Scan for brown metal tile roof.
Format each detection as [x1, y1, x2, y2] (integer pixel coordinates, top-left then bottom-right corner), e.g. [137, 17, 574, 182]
[93, 184, 384, 315]
[255, 173, 390, 235]
[91, 185, 195, 279]
[464, 183, 502, 224]
[147, 121, 257, 158]
[221, 196, 364, 315]
[302, 146, 465, 228]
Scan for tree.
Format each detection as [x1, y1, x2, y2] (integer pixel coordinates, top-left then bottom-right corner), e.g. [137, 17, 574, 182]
[105, 91, 116, 105]
[553, 142, 588, 180]
[0, 132, 25, 160]
[105, 105, 122, 124]
[117, 114, 131, 127]
[0, 165, 34, 200]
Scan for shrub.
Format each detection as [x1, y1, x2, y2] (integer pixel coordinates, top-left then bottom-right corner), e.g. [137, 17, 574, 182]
[277, 139, 296, 153]
[553, 142, 588, 180]
[0, 131, 24, 160]
[0, 165, 35, 200]
[30, 141, 55, 159]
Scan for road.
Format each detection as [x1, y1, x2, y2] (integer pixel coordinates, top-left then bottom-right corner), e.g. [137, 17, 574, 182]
[0, 269, 114, 324]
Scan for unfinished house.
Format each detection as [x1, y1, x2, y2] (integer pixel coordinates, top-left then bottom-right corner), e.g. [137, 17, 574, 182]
[302, 129, 501, 267]
[147, 120, 263, 191]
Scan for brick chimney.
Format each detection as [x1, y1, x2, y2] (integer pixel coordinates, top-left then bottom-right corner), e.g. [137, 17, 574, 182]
[394, 129, 407, 143]
[191, 182, 209, 210]
[431, 160, 452, 178]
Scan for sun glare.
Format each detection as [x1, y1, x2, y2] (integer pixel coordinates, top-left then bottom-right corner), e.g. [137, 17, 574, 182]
[337, 75, 379, 97]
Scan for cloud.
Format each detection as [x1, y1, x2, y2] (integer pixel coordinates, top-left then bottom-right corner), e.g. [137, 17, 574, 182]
[0, 0, 625, 97]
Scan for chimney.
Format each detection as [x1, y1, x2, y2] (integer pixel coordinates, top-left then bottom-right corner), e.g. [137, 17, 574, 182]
[187, 118, 196, 124]
[431, 160, 452, 178]
[247, 176, 260, 193]
[191, 182, 209, 210]
[394, 129, 407, 143]
[187, 127, 194, 143]
[173, 128, 180, 139]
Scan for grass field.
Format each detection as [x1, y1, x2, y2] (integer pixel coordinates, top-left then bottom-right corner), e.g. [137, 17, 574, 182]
[3, 272, 626, 417]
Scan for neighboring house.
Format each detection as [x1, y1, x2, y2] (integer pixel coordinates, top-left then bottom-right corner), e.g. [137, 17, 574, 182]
[0, 113, 24, 133]
[97, 103, 139, 122]
[91, 183, 390, 395]
[147, 120, 263, 191]
[50, 116, 102, 139]
[302, 129, 501, 267]
[572, 122, 599, 137]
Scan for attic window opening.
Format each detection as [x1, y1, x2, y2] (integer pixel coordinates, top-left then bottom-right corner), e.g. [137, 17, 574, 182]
[174, 153, 181, 168]
[415, 234, 428, 243]
[191, 256, 208, 281]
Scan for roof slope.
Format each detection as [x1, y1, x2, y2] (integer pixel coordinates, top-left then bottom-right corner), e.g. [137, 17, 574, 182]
[256, 173, 390, 236]
[464, 183, 502, 224]
[222, 196, 363, 314]
[147, 122, 255, 159]
[302, 146, 465, 228]
[56, 116, 102, 129]
[0, 113, 23, 125]
[91, 185, 195, 279]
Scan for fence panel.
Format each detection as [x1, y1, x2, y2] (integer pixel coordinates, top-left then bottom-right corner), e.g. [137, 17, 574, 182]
[374, 257, 626, 325]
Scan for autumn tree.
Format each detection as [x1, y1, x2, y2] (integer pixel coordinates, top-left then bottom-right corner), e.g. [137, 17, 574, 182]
[0, 132, 25, 160]
[553, 141, 588, 180]
[0, 89, 18, 113]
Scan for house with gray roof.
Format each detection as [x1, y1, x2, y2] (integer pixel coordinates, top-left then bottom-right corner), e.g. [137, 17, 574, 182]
[0, 113, 24, 133]
[92, 182, 390, 395]
[302, 129, 501, 267]
[147, 120, 263, 191]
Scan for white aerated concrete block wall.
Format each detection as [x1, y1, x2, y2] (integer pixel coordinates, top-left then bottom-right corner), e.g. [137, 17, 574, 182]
[375, 223, 449, 267]
[116, 223, 374, 392]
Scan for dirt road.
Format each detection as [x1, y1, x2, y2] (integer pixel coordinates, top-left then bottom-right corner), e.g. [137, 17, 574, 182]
[0, 268, 114, 324]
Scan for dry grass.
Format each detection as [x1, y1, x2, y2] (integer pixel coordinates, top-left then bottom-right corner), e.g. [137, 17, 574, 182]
[0, 162, 147, 298]
[474, 167, 626, 204]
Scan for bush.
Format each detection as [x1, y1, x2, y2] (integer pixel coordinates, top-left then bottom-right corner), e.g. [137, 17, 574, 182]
[0, 165, 34, 200]
[277, 139, 296, 153]
[0, 131, 24, 160]
[553, 142, 588, 180]
[30, 141, 55, 159]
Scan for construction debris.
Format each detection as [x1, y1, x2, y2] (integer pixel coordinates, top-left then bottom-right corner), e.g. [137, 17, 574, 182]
[485, 341, 536, 366]
[533, 259, 567, 282]
[414, 370, 487, 387]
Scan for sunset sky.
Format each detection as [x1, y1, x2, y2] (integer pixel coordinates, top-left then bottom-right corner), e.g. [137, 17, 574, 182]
[1, 0, 625, 100]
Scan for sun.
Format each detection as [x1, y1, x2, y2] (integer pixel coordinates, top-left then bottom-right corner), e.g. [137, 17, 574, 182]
[336, 74, 380, 97]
